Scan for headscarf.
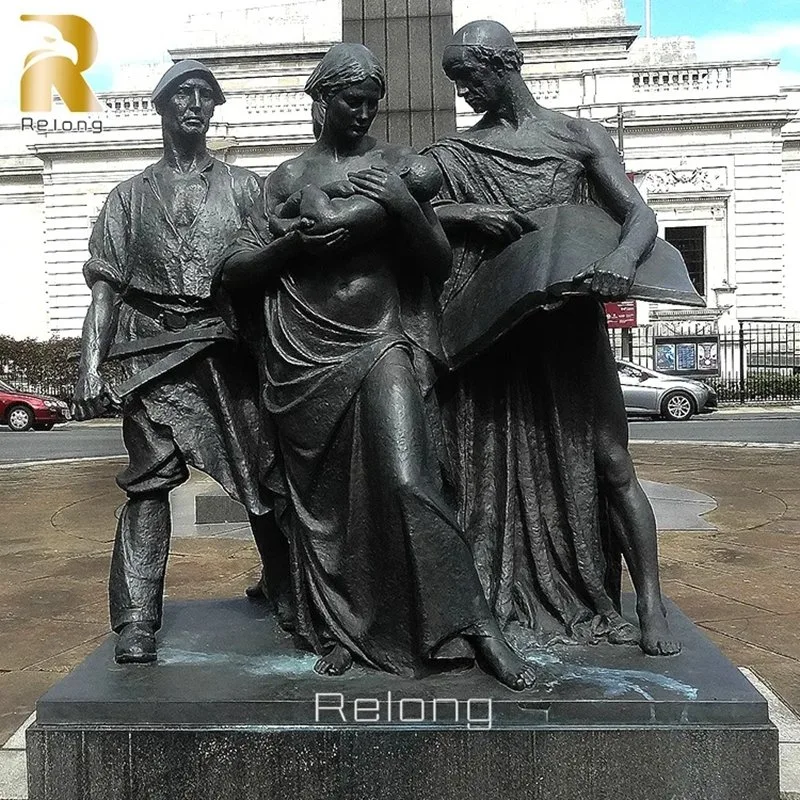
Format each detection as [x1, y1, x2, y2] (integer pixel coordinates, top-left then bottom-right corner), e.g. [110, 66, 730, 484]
[304, 43, 386, 138]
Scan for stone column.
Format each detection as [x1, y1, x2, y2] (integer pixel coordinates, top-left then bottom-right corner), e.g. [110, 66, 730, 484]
[342, 0, 455, 148]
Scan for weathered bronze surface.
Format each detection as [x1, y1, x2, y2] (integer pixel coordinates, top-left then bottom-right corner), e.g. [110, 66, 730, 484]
[424, 20, 682, 657]
[72, 60, 283, 665]
[72, 27, 690, 680]
[220, 42, 536, 690]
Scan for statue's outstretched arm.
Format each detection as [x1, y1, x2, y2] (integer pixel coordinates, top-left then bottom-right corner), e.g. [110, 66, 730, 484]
[435, 202, 532, 243]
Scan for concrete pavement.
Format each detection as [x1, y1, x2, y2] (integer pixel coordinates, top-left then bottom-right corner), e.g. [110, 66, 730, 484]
[0, 458, 262, 745]
[0, 443, 799, 792]
[632, 443, 800, 710]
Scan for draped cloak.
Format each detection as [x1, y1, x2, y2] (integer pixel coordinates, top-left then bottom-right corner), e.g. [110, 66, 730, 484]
[223, 192, 490, 677]
[424, 123, 626, 645]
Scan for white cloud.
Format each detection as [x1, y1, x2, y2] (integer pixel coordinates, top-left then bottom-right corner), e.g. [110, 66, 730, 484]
[693, 22, 800, 66]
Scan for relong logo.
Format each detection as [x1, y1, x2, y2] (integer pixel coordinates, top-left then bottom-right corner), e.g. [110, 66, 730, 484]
[20, 15, 101, 112]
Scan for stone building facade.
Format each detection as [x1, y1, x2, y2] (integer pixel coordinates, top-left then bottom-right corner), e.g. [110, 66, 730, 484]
[0, 0, 797, 340]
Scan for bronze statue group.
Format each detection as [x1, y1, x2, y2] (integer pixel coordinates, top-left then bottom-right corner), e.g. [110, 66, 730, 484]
[73, 21, 682, 693]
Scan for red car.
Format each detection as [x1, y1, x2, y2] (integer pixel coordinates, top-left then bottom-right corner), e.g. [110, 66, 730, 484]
[0, 378, 71, 431]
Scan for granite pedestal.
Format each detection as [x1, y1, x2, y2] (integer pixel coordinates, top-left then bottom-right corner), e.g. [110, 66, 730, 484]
[27, 597, 779, 800]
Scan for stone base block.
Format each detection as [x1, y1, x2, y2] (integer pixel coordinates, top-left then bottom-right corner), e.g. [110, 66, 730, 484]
[27, 726, 778, 800]
[27, 598, 780, 800]
[194, 492, 247, 524]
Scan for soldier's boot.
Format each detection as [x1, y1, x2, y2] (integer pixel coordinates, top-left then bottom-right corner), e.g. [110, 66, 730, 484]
[109, 491, 171, 663]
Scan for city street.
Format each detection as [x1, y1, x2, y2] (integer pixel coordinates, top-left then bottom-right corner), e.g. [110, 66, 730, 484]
[0, 422, 124, 465]
[2, 410, 799, 466]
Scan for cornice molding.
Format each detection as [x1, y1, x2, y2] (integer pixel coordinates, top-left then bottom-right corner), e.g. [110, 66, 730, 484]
[0, 189, 43, 204]
[647, 191, 732, 204]
[26, 130, 316, 159]
[169, 41, 334, 65]
[515, 25, 640, 47]
[605, 111, 794, 133]
[0, 162, 44, 177]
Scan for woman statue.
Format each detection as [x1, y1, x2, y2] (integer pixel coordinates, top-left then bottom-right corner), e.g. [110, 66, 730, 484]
[221, 43, 535, 690]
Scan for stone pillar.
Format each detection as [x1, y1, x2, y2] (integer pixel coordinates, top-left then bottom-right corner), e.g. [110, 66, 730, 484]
[342, 0, 455, 148]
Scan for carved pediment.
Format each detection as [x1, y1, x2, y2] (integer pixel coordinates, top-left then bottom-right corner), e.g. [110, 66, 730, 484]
[644, 167, 728, 194]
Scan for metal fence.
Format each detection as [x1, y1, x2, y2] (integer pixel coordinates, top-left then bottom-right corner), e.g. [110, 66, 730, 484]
[0, 367, 74, 402]
[609, 320, 800, 404]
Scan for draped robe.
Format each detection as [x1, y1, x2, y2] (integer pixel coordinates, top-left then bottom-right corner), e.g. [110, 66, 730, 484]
[223, 198, 490, 676]
[425, 125, 626, 645]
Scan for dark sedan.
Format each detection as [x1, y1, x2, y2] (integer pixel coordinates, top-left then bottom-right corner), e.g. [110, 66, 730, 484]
[0, 379, 71, 431]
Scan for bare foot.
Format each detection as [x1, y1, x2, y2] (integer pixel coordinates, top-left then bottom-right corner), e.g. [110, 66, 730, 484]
[472, 635, 536, 691]
[314, 643, 353, 676]
[638, 602, 682, 656]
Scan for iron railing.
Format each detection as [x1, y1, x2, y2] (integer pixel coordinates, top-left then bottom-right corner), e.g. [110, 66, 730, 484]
[609, 320, 800, 404]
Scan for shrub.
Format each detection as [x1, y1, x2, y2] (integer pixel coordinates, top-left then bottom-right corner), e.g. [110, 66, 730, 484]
[709, 371, 800, 403]
[0, 336, 122, 411]
[0, 336, 81, 401]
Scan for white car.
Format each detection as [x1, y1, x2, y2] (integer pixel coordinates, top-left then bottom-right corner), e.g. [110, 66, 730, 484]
[617, 360, 718, 421]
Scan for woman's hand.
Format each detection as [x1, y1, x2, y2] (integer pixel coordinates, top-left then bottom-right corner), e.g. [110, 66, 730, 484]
[290, 227, 351, 256]
[348, 166, 414, 215]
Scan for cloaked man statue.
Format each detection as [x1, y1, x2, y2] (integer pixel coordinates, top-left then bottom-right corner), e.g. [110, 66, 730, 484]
[425, 21, 682, 656]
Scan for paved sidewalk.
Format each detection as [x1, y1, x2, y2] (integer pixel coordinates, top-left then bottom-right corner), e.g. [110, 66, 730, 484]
[633, 443, 800, 714]
[0, 458, 261, 745]
[713, 404, 800, 415]
[0, 443, 798, 748]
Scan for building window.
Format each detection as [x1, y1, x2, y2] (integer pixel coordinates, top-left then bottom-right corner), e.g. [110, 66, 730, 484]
[664, 226, 706, 296]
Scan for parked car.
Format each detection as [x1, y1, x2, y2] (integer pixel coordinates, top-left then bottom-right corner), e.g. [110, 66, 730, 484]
[0, 379, 71, 431]
[616, 360, 718, 421]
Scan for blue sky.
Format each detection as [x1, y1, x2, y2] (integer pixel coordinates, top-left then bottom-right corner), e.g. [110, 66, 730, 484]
[625, 0, 800, 76]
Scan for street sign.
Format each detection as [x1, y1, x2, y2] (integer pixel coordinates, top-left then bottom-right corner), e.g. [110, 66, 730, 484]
[605, 301, 637, 329]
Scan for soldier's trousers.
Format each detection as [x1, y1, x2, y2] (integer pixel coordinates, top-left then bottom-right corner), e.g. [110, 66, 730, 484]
[109, 402, 189, 632]
[109, 402, 286, 632]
